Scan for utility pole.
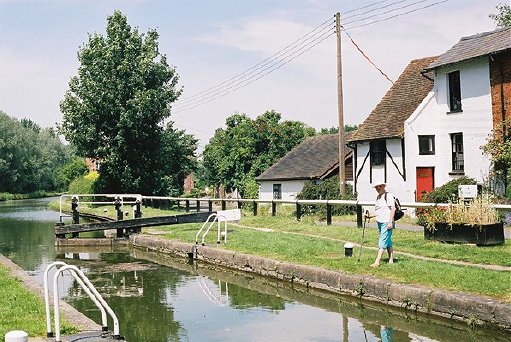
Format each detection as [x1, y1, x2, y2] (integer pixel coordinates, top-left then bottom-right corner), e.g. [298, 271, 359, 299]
[336, 12, 346, 196]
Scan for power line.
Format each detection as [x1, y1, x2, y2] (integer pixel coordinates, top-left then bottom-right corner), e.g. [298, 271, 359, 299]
[343, 0, 410, 21]
[174, 16, 335, 109]
[342, 0, 394, 15]
[173, 28, 335, 113]
[343, 29, 394, 84]
[343, 0, 452, 30]
[171, 0, 452, 115]
[343, 0, 432, 27]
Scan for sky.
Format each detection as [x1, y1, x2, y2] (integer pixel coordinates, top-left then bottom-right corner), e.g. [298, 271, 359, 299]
[0, 0, 505, 151]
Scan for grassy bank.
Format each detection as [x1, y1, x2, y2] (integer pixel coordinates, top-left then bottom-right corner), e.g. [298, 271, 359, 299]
[0, 265, 77, 340]
[55, 201, 511, 300]
[0, 191, 61, 202]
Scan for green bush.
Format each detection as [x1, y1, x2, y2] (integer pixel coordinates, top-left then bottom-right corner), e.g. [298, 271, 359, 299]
[297, 176, 356, 216]
[421, 176, 477, 203]
[55, 158, 88, 190]
[67, 172, 99, 195]
[417, 176, 478, 226]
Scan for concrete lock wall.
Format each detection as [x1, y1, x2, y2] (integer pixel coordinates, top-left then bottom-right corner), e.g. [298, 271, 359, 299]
[130, 235, 511, 331]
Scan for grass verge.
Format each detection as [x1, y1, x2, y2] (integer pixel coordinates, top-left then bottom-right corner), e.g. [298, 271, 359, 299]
[52, 201, 511, 300]
[0, 265, 78, 340]
[152, 222, 511, 301]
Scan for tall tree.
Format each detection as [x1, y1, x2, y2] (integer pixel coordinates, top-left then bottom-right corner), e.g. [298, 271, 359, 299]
[202, 111, 315, 197]
[489, 3, 511, 27]
[60, 11, 191, 195]
[0, 111, 71, 193]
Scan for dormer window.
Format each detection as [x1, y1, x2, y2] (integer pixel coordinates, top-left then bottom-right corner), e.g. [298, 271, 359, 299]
[448, 70, 462, 112]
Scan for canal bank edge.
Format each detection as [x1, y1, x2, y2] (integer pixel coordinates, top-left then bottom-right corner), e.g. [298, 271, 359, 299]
[0, 253, 100, 336]
[129, 235, 511, 332]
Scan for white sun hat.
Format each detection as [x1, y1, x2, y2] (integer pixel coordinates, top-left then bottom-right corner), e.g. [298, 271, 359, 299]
[372, 180, 386, 188]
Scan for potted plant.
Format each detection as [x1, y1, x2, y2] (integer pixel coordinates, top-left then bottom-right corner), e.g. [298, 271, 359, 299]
[418, 195, 505, 246]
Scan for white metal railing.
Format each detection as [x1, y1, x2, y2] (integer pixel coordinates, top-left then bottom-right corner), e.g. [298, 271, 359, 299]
[195, 209, 241, 245]
[138, 195, 511, 211]
[196, 213, 227, 245]
[59, 194, 142, 222]
[43, 261, 120, 341]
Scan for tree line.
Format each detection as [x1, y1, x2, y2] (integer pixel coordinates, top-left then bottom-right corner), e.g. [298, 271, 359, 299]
[0, 111, 76, 194]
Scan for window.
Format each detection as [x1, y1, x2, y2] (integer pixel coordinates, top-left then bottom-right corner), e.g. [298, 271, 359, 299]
[451, 133, 464, 172]
[418, 135, 435, 155]
[448, 70, 462, 112]
[370, 140, 386, 166]
[272, 184, 282, 199]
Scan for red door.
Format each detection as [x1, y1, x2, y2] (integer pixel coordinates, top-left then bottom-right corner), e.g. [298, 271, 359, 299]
[416, 167, 434, 201]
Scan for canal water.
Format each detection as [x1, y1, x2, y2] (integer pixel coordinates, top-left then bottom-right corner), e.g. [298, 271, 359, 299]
[0, 198, 509, 341]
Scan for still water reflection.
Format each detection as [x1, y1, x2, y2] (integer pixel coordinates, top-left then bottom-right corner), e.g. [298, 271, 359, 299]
[0, 198, 509, 341]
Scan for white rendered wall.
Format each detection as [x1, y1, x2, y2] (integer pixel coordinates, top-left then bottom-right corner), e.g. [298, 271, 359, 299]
[258, 180, 306, 201]
[404, 56, 492, 197]
[354, 139, 408, 203]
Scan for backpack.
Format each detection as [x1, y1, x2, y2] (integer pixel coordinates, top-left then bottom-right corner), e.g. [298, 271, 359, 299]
[384, 192, 404, 221]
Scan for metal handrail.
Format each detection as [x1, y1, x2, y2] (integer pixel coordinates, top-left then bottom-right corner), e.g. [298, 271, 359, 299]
[195, 214, 227, 245]
[50, 264, 120, 341]
[138, 195, 511, 210]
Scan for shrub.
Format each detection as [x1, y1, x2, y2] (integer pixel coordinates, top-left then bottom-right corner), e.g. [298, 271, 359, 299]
[55, 158, 88, 190]
[419, 195, 500, 230]
[297, 176, 356, 216]
[67, 171, 99, 195]
[421, 176, 477, 203]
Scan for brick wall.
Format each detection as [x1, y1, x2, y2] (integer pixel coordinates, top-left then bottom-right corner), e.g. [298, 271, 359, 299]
[489, 50, 511, 128]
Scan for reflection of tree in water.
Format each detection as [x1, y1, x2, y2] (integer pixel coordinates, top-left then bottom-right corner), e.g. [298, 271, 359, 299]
[65, 259, 191, 341]
[226, 283, 286, 310]
[0, 217, 55, 271]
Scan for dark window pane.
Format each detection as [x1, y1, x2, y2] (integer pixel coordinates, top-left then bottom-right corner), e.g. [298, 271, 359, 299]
[418, 135, 435, 155]
[370, 140, 386, 166]
[448, 71, 462, 112]
[451, 133, 464, 171]
[273, 184, 282, 199]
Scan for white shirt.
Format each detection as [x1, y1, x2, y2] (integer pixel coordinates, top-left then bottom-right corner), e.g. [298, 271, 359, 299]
[375, 192, 395, 223]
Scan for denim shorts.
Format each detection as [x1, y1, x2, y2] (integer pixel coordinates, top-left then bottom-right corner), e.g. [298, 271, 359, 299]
[377, 222, 393, 249]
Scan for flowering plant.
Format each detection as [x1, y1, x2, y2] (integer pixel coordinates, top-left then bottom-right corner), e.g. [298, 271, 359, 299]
[418, 195, 500, 230]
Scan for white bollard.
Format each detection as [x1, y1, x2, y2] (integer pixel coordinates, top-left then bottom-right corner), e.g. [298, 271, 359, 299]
[5, 330, 28, 342]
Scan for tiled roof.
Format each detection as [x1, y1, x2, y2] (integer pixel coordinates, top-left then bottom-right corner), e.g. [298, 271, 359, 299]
[426, 27, 511, 71]
[347, 56, 436, 142]
[256, 133, 351, 181]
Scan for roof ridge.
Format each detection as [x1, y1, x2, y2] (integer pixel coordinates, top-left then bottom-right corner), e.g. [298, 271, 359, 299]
[460, 26, 510, 41]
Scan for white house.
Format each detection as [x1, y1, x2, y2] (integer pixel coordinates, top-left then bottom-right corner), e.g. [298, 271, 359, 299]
[348, 27, 511, 204]
[257, 134, 353, 200]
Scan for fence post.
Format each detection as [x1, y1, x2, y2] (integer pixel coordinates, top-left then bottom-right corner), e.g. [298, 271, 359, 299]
[221, 199, 226, 210]
[134, 196, 142, 233]
[208, 200, 213, 212]
[357, 204, 363, 228]
[326, 203, 332, 226]
[185, 200, 190, 212]
[253, 201, 257, 216]
[71, 196, 79, 238]
[114, 196, 124, 237]
[272, 201, 277, 216]
[196, 199, 201, 212]
[296, 202, 301, 221]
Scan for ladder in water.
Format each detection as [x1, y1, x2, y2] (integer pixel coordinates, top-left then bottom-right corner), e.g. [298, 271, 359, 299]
[44, 261, 122, 342]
